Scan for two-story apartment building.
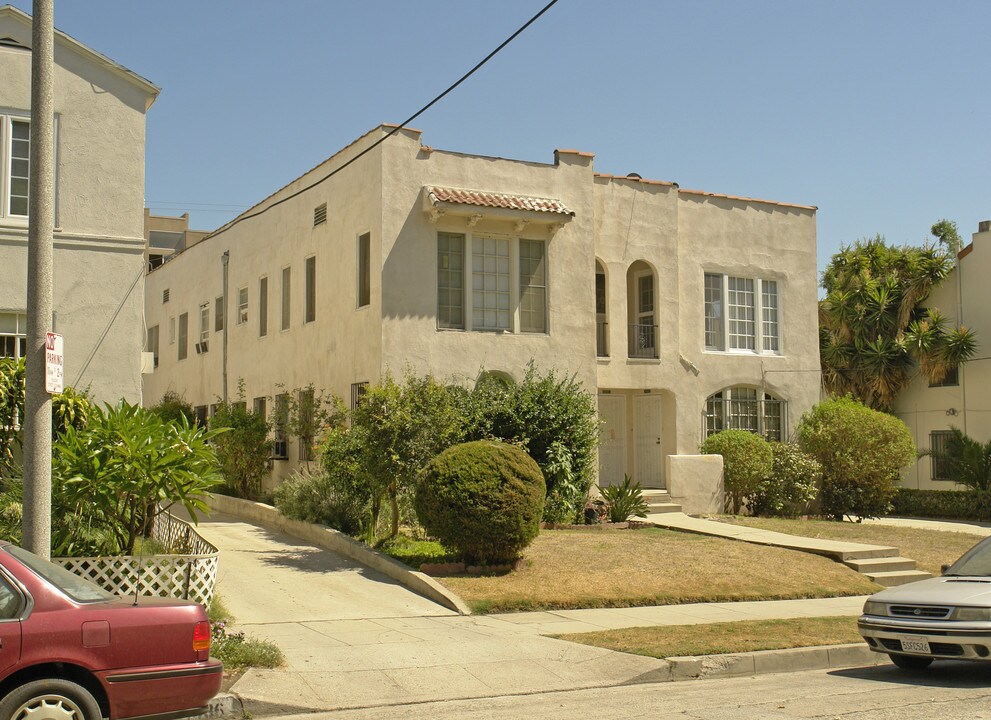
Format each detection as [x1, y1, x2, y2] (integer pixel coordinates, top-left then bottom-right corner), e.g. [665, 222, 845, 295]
[893, 220, 991, 490]
[143, 125, 820, 511]
[0, 5, 158, 403]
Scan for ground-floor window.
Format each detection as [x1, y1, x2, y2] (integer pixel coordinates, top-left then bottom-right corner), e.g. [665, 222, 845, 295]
[929, 430, 953, 481]
[703, 387, 785, 442]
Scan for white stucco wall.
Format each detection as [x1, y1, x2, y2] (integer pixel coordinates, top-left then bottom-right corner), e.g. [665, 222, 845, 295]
[893, 224, 991, 490]
[0, 12, 155, 404]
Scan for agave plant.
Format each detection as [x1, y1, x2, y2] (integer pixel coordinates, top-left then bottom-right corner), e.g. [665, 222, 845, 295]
[599, 474, 649, 523]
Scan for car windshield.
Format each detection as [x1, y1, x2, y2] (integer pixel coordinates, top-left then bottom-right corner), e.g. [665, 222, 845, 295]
[944, 536, 991, 577]
[5, 545, 115, 603]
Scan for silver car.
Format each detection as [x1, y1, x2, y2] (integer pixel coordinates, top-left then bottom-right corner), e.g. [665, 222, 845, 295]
[859, 535, 991, 669]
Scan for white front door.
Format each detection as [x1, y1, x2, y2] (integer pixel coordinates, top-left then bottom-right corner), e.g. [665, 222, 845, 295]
[634, 395, 664, 488]
[597, 394, 627, 487]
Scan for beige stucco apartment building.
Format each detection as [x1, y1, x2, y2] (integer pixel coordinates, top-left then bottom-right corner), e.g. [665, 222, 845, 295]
[143, 125, 820, 511]
[893, 220, 991, 490]
[0, 5, 158, 403]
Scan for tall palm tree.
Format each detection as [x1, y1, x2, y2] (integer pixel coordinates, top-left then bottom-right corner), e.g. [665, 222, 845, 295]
[820, 232, 976, 411]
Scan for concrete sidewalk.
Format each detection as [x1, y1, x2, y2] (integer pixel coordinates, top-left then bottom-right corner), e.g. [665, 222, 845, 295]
[645, 512, 897, 560]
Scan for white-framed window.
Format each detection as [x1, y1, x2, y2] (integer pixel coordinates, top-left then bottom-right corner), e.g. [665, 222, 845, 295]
[703, 386, 785, 442]
[704, 272, 780, 354]
[436, 231, 548, 334]
[0, 312, 27, 360]
[237, 287, 248, 325]
[198, 302, 210, 352]
[1, 114, 30, 219]
[146, 325, 159, 368]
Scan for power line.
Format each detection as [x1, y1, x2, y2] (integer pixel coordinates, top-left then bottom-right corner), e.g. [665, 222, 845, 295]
[203, 0, 560, 242]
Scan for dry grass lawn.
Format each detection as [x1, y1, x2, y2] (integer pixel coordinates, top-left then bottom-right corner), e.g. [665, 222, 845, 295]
[437, 528, 879, 613]
[553, 616, 862, 659]
[724, 517, 980, 576]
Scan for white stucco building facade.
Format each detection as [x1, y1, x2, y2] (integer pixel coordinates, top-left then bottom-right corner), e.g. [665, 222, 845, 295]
[893, 220, 991, 491]
[0, 5, 158, 403]
[143, 125, 820, 510]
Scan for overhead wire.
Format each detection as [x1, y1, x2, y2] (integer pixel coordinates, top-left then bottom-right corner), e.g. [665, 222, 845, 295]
[202, 0, 560, 241]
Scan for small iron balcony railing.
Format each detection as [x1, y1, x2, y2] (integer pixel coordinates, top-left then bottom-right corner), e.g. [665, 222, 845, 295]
[628, 323, 658, 359]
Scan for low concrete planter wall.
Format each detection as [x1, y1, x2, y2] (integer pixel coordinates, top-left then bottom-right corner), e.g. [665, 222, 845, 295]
[206, 494, 472, 615]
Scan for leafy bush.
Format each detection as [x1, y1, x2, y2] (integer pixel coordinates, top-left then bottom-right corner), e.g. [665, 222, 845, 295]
[892, 488, 991, 521]
[210, 400, 270, 499]
[53, 400, 224, 554]
[798, 397, 915, 520]
[599, 475, 649, 522]
[377, 535, 458, 569]
[700, 430, 773, 514]
[415, 440, 545, 565]
[463, 363, 598, 523]
[274, 468, 372, 538]
[747, 443, 822, 517]
[149, 390, 196, 426]
[931, 428, 991, 491]
[0, 357, 91, 478]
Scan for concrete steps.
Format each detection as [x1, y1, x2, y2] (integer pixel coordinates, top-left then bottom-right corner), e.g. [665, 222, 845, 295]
[843, 556, 932, 587]
[641, 490, 682, 514]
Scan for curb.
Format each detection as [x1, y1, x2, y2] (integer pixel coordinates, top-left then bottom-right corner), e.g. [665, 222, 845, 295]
[659, 643, 887, 682]
[205, 494, 473, 615]
[198, 693, 242, 718]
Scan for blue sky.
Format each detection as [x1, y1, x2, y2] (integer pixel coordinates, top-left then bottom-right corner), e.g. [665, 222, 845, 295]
[10, 0, 991, 276]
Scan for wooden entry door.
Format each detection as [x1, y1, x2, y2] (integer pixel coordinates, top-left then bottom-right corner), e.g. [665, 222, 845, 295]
[597, 394, 627, 487]
[634, 395, 664, 488]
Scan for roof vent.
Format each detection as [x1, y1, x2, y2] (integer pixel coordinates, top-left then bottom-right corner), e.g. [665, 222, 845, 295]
[313, 203, 327, 227]
[0, 37, 29, 50]
[162, 288, 170, 304]
[626, 173, 642, 179]
[979, 220, 991, 233]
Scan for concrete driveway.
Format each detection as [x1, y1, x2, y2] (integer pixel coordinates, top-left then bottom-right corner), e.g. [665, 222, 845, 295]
[196, 511, 452, 623]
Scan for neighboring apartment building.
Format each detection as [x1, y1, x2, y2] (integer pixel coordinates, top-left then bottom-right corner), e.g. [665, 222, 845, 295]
[893, 220, 991, 491]
[0, 5, 158, 403]
[144, 209, 209, 272]
[143, 125, 820, 510]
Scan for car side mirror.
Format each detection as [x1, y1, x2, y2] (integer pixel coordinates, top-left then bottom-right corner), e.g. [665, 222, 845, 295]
[941, 564, 951, 575]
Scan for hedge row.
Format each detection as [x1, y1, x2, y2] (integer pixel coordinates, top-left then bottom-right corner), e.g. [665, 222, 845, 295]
[892, 488, 991, 522]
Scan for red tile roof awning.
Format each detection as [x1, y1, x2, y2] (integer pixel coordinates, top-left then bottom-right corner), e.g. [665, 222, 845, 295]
[425, 186, 574, 217]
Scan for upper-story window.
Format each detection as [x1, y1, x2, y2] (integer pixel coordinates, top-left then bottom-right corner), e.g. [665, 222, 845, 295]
[436, 232, 547, 334]
[1, 115, 30, 219]
[704, 272, 780, 354]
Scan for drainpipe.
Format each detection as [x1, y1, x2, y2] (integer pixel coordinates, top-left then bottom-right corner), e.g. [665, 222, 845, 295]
[221, 251, 229, 404]
[957, 248, 967, 436]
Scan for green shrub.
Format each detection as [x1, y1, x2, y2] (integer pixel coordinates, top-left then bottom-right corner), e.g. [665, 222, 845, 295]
[149, 390, 196, 426]
[700, 430, 773, 514]
[415, 440, 545, 565]
[377, 535, 459, 569]
[931, 428, 991, 491]
[599, 475, 649, 522]
[463, 363, 598, 523]
[892, 488, 991, 521]
[748, 443, 822, 517]
[798, 397, 915, 520]
[273, 468, 372, 538]
[210, 400, 271, 499]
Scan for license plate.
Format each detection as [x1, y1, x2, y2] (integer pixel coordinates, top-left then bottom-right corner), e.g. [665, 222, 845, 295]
[900, 636, 931, 654]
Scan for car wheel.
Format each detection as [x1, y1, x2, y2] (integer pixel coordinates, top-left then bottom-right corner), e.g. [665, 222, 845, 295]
[0, 678, 101, 720]
[888, 653, 934, 670]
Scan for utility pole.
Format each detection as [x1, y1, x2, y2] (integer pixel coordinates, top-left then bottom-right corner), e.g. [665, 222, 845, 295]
[22, 0, 55, 559]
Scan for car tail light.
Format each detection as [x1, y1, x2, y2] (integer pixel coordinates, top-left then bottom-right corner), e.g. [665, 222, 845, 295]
[193, 621, 211, 654]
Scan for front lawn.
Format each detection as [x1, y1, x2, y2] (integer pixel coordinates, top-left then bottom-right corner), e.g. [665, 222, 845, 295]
[722, 517, 980, 575]
[434, 528, 879, 613]
[553, 616, 862, 659]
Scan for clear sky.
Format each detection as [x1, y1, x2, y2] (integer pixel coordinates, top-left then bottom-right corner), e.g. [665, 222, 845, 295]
[9, 0, 991, 276]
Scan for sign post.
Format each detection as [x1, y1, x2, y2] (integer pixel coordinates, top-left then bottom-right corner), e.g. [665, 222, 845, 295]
[44, 331, 63, 394]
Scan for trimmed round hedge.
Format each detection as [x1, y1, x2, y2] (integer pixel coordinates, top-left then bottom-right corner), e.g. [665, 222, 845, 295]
[415, 440, 545, 565]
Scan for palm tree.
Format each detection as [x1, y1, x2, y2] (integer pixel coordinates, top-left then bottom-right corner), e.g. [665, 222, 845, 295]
[819, 231, 976, 411]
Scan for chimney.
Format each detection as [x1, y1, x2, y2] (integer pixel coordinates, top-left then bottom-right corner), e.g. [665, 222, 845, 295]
[979, 220, 991, 233]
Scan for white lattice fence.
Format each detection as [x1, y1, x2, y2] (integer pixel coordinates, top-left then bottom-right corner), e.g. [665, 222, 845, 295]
[54, 512, 219, 606]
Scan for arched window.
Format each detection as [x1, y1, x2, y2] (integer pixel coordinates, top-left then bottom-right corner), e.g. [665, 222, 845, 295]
[626, 261, 657, 359]
[703, 387, 785, 441]
[595, 260, 607, 357]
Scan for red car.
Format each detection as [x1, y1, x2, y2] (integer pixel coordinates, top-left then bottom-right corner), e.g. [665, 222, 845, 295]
[0, 542, 222, 720]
